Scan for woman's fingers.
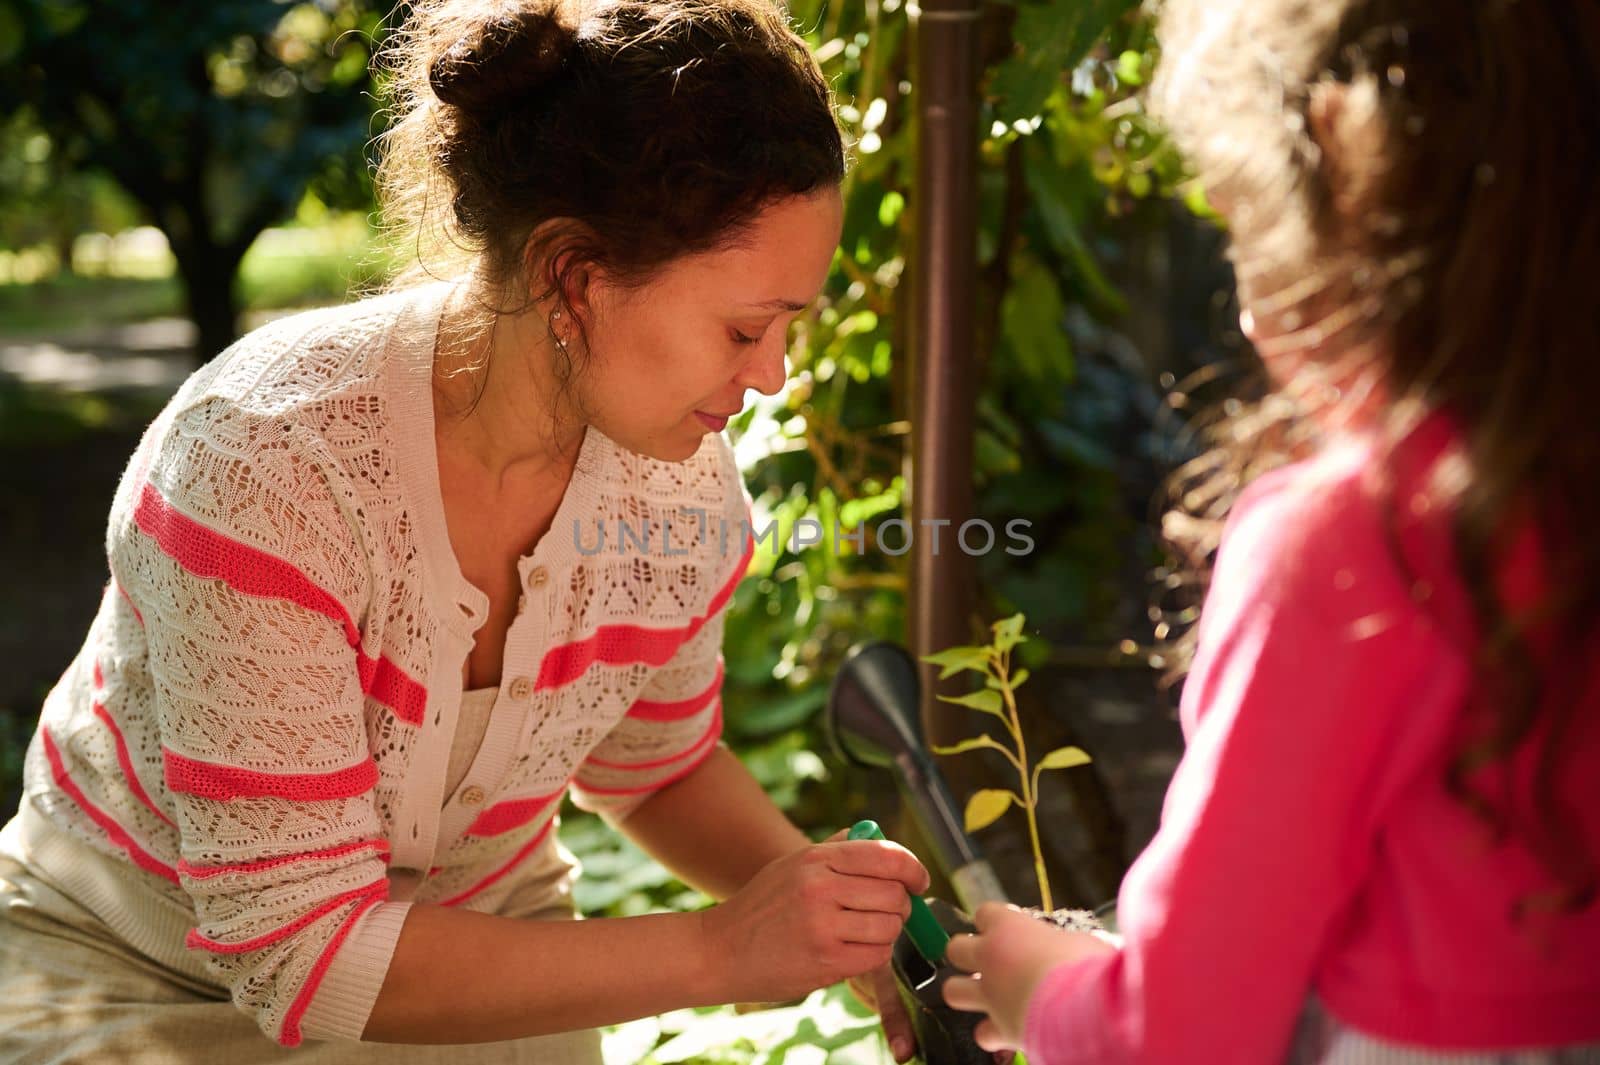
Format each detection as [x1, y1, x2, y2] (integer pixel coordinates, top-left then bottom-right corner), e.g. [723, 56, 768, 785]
[838, 877, 912, 918]
[837, 908, 907, 946]
[824, 839, 930, 894]
[871, 965, 918, 1063]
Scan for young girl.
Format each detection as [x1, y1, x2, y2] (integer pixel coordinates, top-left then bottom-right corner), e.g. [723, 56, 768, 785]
[944, 1, 1600, 1062]
[0, 1, 927, 1061]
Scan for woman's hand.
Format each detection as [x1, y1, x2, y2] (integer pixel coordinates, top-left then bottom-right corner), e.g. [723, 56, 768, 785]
[942, 902, 1119, 1053]
[846, 962, 917, 1063]
[701, 834, 928, 1008]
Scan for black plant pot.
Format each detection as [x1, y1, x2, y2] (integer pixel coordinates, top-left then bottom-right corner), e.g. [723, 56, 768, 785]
[890, 899, 989, 1065]
[891, 899, 1108, 1065]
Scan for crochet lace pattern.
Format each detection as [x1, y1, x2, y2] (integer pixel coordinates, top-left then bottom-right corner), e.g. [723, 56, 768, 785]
[19, 281, 752, 1045]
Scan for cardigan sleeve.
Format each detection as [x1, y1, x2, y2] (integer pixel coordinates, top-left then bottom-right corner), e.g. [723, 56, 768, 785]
[110, 398, 408, 1047]
[568, 600, 730, 824]
[1021, 457, 1458, 1065]
[569, 440, 755, 824]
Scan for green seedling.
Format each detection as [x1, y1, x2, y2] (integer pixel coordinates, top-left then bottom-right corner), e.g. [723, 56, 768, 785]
[922, 613, 1091, 912]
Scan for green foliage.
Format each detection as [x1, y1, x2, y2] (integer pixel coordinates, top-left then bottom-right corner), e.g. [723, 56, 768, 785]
[0, 0, 391, 349]
[926, 614, 1092, 910]
[719, 0, 1188, 778]
[603, 984, 886, 1065]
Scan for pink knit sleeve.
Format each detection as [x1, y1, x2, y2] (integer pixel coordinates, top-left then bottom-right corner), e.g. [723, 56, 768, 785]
[1022, 454, 1459, 1065]
[110, 400, 403, 1047]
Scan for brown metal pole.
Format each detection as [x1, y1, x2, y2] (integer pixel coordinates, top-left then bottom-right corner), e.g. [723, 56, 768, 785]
[907, 0, 981, 748]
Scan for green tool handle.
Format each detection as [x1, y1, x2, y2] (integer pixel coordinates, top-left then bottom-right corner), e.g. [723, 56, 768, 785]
[847, 819, 951, 964]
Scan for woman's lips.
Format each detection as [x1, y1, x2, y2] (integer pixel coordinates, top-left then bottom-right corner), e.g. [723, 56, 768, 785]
[694, 410, 732, 431]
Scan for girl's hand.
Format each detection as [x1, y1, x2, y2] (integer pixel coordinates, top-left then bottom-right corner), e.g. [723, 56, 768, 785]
[702, 832, 929, 1007]
[942, 902, 1119, 1053]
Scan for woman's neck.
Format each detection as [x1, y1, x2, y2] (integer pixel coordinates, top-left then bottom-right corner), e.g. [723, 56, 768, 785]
[431, 284, 586, 492]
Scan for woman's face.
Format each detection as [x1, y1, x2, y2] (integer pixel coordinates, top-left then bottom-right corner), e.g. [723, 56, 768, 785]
[575, 188, 844, 462]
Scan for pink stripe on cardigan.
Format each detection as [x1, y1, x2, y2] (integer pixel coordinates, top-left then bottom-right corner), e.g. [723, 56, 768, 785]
[464, 790, 564, 838]
[92, 703, 176, 828]
[627, 662, 724, 722]
[40, 727, 179, 885]
[536, 535, 753, 690]
[90, 659, 176, 828]
[578, 719, 722, 795]
[585, 701, 723, 773]
[278, 892, 386, 1048]
[440, 820, 556, 908]
[132, 480, 428, 725]
[178, 839, 390, 880]
[186, 880, 387, 955]
[163, 748, 377, 802]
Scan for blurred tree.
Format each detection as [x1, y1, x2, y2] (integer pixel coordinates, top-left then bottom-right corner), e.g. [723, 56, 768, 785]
[0, 0, 388, 356]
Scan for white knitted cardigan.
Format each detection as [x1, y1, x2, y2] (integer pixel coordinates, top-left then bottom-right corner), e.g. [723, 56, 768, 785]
[6, 279, 753, 1046]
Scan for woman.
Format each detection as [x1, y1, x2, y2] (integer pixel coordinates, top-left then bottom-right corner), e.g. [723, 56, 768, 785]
[0, 1, 927, 1060]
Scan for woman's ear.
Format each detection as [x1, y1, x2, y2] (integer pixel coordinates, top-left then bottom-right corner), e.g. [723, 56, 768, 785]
[1307, 78, 1386, 224]
[522, 218, 601, 334]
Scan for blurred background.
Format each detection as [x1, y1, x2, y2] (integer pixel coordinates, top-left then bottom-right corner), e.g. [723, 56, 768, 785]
[0, 1, 1246, 1057]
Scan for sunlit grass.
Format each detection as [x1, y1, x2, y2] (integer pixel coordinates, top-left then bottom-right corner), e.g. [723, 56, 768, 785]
[0, 214, 395, 335]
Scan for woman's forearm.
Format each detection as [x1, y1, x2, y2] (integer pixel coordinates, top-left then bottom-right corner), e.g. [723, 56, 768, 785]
[618, 745, 810, 899]
[364, 904, 721, 1043]
[364, 748, 831, 1044]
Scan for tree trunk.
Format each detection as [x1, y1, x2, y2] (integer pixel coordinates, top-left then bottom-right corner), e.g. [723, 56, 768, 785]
[171, 238, 243, 364]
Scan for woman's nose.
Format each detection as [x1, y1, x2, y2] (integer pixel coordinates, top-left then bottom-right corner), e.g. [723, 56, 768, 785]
[738, 338, 788, 396]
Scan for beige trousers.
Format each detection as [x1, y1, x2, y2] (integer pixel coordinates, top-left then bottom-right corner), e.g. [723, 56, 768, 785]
[0, 852, 603, 1065]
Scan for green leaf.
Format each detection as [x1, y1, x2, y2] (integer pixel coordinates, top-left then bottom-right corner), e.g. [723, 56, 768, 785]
[1036, 745, 1092, 771]
[932, 734, 1010, 758]
[1010, 668, 1031, 690]
[1023, 141, 1128, 316]
[1000, 252, 1074, 389]
[976, 427, 1023, 476]
[986, 0, 1142, 124]
[1115, 49, 1144, 86]
[964, 789, 1018, 833]
[725, 686, 826, 739]
[937, 688, 1003, 715]
[992, 613, 1026, 652]
[878, 189, 905, 227]
[922, 646, 992, 680]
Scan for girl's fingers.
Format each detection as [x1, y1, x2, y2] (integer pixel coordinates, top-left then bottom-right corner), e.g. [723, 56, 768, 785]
[945, 931, 981, 972]
[974, 1018, 1012, 1053]
[972, 900, 1015, 933]
[941, 973, 987, 1013]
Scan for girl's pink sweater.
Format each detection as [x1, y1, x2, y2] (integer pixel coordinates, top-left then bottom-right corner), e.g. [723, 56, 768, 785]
[1025, 414, 1600, 1063]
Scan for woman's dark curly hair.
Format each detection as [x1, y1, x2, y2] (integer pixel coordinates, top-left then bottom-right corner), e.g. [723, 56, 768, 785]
[371, 0, 843, 349]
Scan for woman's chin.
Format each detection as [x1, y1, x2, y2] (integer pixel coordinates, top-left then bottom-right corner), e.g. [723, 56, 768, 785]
[624, 430, 706, 464]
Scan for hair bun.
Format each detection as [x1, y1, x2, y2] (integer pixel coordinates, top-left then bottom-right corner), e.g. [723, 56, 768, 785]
[429, 7, 575, 117]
